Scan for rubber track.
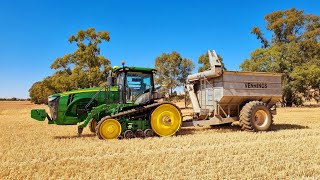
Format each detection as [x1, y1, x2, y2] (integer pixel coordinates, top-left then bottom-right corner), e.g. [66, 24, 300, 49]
[96, 102, 177, 139]
[101, 102, 164, 120]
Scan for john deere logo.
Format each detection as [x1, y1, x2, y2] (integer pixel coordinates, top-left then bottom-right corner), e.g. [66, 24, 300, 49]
[245, 82, 267, 89]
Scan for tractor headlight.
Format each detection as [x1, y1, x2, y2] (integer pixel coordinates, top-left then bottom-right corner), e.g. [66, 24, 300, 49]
[48, 96, 60, 120]
[48, 96, 58, 102]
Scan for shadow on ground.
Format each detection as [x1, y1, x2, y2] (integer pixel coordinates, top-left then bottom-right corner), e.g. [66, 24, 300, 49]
[272, 123, 309, 131]
[177, 124, 241, 136]
[52, 123, 309, 139]
[53, 134, 95, 139]
[177, 123, 309, 136]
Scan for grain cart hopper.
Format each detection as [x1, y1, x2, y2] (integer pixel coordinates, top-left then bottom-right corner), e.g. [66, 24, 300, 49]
[183, 50, 282, 131]
[31, 63, 182, 139]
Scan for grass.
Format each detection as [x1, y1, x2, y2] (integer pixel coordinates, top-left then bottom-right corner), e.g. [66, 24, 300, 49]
[0, 101, 319, 179]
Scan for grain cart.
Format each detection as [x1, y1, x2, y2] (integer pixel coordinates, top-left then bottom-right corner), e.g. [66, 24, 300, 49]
[183, 50, 282, 131]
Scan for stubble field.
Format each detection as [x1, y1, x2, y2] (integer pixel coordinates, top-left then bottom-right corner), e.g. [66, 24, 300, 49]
[0, 101, 319, 179]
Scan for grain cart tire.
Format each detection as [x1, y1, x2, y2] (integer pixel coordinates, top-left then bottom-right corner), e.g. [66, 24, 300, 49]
[89, 119, 97, 133]
[96, 118, 122, 140]
[240, 101, 273, 131]
[151, 103, 182, 137]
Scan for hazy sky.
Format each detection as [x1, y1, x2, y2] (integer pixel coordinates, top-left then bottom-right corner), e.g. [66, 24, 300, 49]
[0, 0, 319, 98]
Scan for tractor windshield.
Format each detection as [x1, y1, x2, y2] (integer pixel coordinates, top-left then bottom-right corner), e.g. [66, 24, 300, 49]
[126, 71, 152, 103]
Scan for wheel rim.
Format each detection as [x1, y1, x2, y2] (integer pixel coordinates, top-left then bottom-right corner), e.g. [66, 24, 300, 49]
[254, 110, 268, 127]
[99, 119, 121, 139]
[151, 104, 182, 136]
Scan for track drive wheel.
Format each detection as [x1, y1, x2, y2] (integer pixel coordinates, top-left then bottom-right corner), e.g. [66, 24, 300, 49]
[96, 118, 122, 140]
[89, 119, 97, 134]
[151, 103, 182, 136]
[239, 101, 273, 131]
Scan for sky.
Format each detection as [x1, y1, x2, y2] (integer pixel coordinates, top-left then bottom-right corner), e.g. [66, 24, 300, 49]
[0, 0, 319, 98]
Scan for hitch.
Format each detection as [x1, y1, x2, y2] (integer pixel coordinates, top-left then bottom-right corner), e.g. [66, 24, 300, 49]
[31, 109, 51, 121]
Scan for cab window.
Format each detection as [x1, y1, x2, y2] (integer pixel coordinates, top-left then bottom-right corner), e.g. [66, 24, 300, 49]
[126, 72, 152, 102]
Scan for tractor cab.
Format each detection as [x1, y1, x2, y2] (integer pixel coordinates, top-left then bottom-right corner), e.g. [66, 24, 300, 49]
[112, 65, 156, 104]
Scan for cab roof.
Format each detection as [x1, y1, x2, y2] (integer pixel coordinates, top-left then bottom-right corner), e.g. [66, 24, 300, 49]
[113, 66, 156, 73]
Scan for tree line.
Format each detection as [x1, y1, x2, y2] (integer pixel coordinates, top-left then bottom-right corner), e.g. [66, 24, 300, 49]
[241, 8, 320, 106]
[29, 28, 220, 104]
[0, 98, 30, 101]
[29, 8, 320, 106]
[29, 28, 111, 104]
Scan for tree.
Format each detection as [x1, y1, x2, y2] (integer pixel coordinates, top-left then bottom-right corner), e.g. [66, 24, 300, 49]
[29, 81, 54, 104]
[198, 51, 226, 72]
[240, 8, 320, 106]
[51, 28, 111, 87]
[29, 28, 111, 104]
[154, 51, 182, 95]
[179, 58, 195, 107]
[154, 51, 195, 98]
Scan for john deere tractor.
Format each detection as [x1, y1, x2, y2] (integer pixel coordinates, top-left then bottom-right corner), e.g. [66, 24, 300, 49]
[31, 63, 182, 139]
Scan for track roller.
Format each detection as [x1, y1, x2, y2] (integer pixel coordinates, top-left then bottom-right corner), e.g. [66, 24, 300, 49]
[135, 129, 144, 138]
[124, 130, 135, 139]
[144, 129, 154, 138]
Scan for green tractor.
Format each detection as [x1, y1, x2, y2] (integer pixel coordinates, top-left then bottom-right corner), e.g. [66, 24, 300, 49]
[31, 63, 182, 139]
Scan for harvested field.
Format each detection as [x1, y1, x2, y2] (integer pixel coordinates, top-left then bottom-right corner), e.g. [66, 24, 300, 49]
[0, 101, 319, 179]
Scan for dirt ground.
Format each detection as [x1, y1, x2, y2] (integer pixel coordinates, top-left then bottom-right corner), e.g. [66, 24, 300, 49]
[0, 101, 319, 179]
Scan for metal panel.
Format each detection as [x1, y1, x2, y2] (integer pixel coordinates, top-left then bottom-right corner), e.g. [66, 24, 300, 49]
[192, 70, 282, 118]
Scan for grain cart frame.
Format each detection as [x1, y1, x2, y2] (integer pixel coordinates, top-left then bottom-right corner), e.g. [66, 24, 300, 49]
[183, 50, 282, 131]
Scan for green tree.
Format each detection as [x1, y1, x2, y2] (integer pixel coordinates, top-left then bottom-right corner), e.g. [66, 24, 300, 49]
[29, 81, 54, 104]
[198, 51, 226, 72]
[29, 28, 111, 104]
[240, 8, 320, 106]
[154, 51, 195, 96]
[51, 28, 111, 88]
[179, 58, 195, 107]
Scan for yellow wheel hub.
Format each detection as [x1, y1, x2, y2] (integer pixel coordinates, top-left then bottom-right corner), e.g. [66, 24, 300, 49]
[151, 104, 182, 136]
[98, 119, 121, 139]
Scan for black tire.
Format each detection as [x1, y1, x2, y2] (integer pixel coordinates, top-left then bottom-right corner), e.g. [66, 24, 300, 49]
[239, 101, 273, 131]
[89, 119, 97, 134]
